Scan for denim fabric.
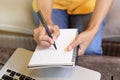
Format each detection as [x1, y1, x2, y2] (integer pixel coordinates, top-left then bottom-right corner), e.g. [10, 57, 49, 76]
[32, 10, 40, 27]
[33, 9, 107, 55]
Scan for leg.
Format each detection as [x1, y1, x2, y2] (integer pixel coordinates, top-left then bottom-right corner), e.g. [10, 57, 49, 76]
[52, 9, 68, 29]
[32, 10, 40, 27]
[69, 14, 107, 55]
[69, 14, 92, 33]
[32, 9, 68, 28]
[85, 18, 106, 55]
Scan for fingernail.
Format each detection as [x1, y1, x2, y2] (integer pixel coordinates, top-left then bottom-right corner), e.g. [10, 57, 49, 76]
[50, 40, 54, 44]
[68, 46, 72, 51]
[53, 36, 56, 42]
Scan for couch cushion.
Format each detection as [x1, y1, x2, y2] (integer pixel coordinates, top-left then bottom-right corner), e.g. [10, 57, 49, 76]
[103, 0, 120, 41]
[0, 0, 35, 35]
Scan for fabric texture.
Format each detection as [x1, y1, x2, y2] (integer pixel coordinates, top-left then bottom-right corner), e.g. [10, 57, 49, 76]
[32, 0, 96, 14]
[0, 0, 35, 35]
[103, 0, 120, 41]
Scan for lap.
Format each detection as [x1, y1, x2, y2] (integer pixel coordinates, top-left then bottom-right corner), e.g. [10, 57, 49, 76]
[33, 9, 107, 55]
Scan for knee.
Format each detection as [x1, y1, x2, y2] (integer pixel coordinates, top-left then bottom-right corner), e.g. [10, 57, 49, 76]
[85, 43, 103, 55]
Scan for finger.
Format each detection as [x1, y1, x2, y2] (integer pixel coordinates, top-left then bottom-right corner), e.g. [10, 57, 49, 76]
[39, 26, 46, 35]
[67, 39, 79, 51]
[33, 26, 54, 48]
[33, 35, 40, 45]
[39, 35, 54, 44]
[39, 41, 52, 47]
[34, 36, 51, 48]
[52, 25, 60, 41]
[33, 31, 39, 40]
[33, 27, 51, 44]
[33, 28, 40, 45]
[78, 48, 84, 56]
[34, 35, 53, 47]
[77, 45, 86, 56]
[33, 28, 40, 36]
[33, 27, 45, 41]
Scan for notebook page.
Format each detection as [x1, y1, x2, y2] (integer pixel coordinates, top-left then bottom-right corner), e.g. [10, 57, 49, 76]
[28, 29, 78, 68]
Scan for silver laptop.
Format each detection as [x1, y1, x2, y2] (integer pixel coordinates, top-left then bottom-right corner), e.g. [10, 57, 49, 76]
[0, 48, 101, 80]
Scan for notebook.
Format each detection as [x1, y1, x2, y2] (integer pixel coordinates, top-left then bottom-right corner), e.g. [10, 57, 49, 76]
[28, 29, 78, 69]
[0, 48, 101, 80]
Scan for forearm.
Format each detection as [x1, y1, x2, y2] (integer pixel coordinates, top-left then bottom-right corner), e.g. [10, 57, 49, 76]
[87, 0, 113, 34]
[37, 0, 53, 25]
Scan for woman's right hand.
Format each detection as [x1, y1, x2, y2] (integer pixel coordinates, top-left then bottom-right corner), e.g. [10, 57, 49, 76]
[33, 24, 60, 48]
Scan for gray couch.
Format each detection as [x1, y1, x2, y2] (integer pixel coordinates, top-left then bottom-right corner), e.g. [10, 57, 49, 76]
[0, 0, 36, 50]
[102, 0, 120, 56]
[0, 0, 120, 55]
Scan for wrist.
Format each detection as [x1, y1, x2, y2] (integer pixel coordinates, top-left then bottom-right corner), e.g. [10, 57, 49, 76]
[86, 25, 99, 37]
[46, 20, 54, 26]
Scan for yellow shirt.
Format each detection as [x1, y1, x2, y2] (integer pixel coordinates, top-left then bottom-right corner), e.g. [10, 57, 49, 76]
[32, 0, 96, 14]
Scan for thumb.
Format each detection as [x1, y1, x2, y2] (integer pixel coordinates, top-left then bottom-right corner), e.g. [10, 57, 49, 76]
[53, 25, 60, 40]
[67, 39, 79, 51]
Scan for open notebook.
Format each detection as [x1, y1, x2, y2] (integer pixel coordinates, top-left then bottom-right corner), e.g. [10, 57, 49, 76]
[28, 29, 78, 69]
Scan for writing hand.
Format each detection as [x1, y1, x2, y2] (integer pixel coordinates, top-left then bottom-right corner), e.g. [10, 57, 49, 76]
[33, 25, 60, 48]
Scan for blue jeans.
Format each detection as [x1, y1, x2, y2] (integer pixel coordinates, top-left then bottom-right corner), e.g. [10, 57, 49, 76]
[32, 9, 106, 55]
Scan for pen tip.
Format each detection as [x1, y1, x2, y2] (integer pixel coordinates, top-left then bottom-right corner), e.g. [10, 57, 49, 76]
[54, 44, 57, 50]
[55, 47, 57, 50]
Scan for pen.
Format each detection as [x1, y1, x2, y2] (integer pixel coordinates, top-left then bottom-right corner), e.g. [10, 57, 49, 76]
[37, 10, 57, 50]
[111, 76, 113, 80]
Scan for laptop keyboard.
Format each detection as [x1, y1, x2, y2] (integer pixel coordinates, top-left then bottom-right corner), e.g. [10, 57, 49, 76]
[0, 69, 35, 80]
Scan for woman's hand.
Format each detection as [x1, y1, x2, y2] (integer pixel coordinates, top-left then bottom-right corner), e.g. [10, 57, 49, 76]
[67, 29, 96, 56]
[33, 24, 60, 48]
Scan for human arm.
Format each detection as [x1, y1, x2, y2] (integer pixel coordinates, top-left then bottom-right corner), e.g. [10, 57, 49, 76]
[36, 0, 53, 25]
[33, 0, 60, 48]
[67, 0, 113, 56]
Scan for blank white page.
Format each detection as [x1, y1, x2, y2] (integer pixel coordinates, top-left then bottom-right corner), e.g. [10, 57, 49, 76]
[28, 29, 78, 68]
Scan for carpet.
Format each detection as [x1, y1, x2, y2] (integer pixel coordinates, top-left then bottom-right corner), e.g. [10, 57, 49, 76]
[0, 47, 15, 69]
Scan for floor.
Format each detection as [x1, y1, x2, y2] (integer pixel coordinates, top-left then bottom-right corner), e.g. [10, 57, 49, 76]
[0, 47, 120, 80]
[0, 47, 15, 69]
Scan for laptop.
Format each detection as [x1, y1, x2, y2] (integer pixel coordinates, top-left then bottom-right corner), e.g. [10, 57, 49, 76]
[0, 48, 101, 80]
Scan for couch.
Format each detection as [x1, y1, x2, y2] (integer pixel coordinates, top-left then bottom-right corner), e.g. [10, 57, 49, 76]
[102, 0, 120, 56]
[0, 0, 36, 50]
[0, 0, 120, 56]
